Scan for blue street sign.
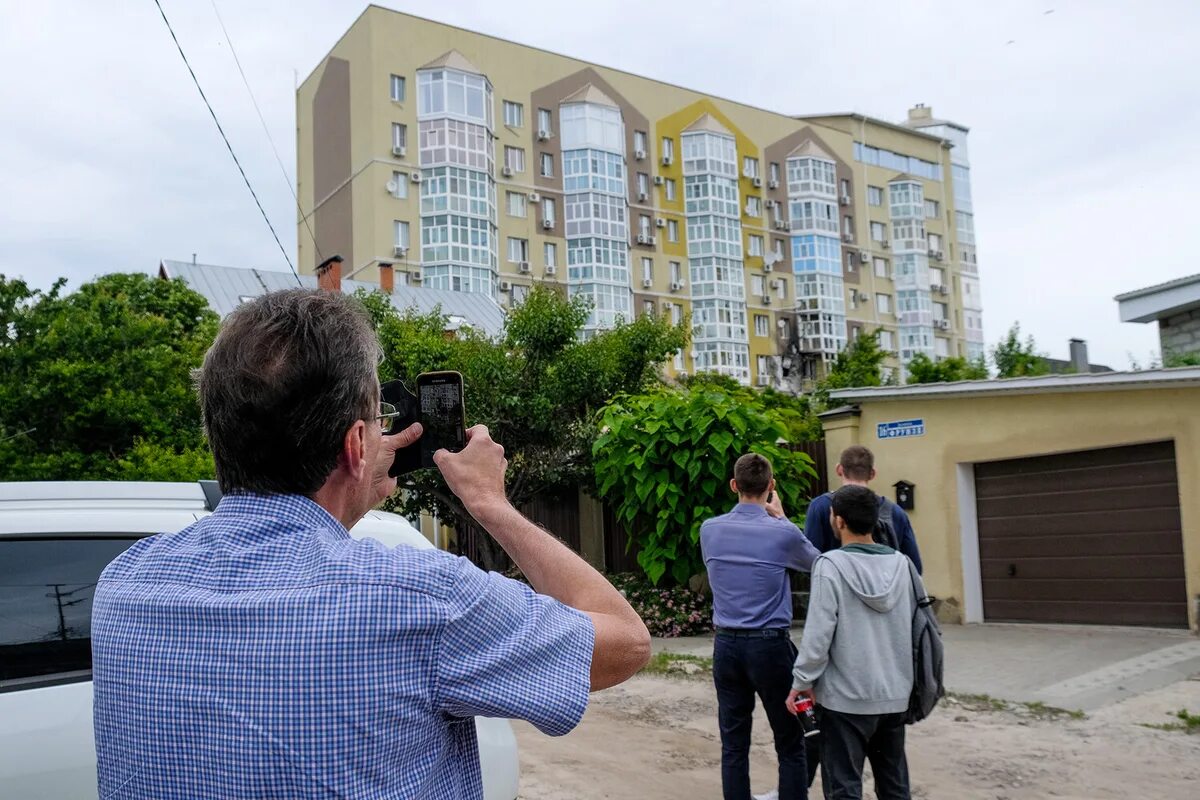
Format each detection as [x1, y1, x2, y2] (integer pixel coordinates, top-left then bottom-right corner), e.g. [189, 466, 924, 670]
[877, 418, 925, 439]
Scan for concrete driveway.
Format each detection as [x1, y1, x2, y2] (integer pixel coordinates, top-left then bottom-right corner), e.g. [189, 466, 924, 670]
[655, 623, 1200, 711]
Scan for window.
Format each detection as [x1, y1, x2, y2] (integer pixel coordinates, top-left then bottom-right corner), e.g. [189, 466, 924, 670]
[743, 156, 759, 178]
[392, 123, 407, 151]
[641, 257, 654, 282]
[507, 237, 529, 263]
[504, 146, 525, 173]
[506, 191, 527, 218]
[928, 232, 942, 252]
[775, 277, 787, 299]
[394, 220, 410, 249]
[634, 130, 647, 155]
[511, 284, 530, 304]
[503, 101, 524, 127]
[935, 337, 950, 357]
[769, 162, 780, 185]
[868, 186, 883, 206]
[853, 141, 943, 181]
[870, 221, 887, 242]
[754, 314, 769, 337]
[537, 107, 553, 135]
[665, 178, 677, 201]
[391, 171, 408, 199]
[642, 299, 656, 316]
[540, 152, 554, 177]
[930, 266, 945, 286]
[879, 330, 895, 351]
[748, 234, 764, 257]
[873, 257, 889, 278]
[542, 197, 556, 225]
[773, 239, 785, 259]
[544, 241, 557, 267]
[661, 136, 674, 162]
[390, 74, 406, 102]
[925, 199, 939, 219]
[0, 536, 139, 686]
[637, 172, 650, 197]
[933, 302, 949, 323]
[876, 293, 892, 314]
[842, 216, 854, 238]
[667, 219, 679, 243]
[840, 178, 851, 198]
[669, 261, 682, 284]
[746, 196, 762, 217]
[751, 275, 765, 295]
[639, 214, 652, 238]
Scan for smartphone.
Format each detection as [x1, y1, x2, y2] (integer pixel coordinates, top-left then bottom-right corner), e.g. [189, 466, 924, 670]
[416, 370, 466, 469]
[767, 490, 775, 504]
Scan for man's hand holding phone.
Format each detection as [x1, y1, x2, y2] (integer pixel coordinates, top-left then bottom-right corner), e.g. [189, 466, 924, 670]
[765, 486, 786, 519]
[434, 425, 510, 517]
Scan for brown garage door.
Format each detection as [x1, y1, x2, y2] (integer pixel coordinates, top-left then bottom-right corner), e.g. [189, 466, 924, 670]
[975, 441, 1187, 627]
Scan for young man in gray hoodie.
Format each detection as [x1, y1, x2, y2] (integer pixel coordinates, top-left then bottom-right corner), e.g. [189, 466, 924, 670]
[787, 485, 922, 800]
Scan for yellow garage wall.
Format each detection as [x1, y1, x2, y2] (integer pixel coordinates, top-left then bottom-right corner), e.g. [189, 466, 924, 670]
[822, 387, 1200, 631]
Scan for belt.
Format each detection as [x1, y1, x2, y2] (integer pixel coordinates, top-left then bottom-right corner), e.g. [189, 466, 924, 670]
[715, 627, 790, 638]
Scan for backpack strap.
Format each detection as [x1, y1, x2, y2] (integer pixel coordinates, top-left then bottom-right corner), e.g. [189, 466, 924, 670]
[906, 558, 931, 608]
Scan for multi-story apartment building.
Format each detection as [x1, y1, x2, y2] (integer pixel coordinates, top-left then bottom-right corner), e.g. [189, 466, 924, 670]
[297, 7, 984, 385]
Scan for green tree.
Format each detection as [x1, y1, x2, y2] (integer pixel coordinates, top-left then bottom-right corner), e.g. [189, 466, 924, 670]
[821, 329, 889, 390]
[360, 286, 689, 569]
[906, 352, 989, 384]
[593, 384, 818, 585]
[991, 323, 1049, 378]
[681, 372, 823, 441]
[1164, 351, 1200, 368]
[0, 273, 218, 481]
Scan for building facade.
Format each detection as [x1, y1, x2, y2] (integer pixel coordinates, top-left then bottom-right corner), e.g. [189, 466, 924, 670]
[297, 7, 985, 385]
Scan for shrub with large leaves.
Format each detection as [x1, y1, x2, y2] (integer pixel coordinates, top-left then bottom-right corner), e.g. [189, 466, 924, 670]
[593, 384, 818, 585]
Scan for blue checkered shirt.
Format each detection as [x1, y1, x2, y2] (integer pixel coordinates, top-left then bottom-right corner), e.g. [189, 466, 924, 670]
[92, 493, 594, 799]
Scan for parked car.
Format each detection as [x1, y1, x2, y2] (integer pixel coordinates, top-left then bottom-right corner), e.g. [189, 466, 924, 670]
[0, 481, 520, 800]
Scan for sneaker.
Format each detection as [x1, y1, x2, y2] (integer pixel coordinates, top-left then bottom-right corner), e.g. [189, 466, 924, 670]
[753, 791, 779, 800]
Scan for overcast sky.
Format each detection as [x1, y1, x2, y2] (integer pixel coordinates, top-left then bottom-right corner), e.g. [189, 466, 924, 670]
[2, 0, 1197, 368]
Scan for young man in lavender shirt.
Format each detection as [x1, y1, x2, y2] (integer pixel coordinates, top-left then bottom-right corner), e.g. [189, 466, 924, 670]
[701, 453, 821, 800]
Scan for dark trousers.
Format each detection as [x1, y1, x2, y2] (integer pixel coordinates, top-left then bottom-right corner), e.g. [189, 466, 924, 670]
[819, 708, 909, 800]
[713, 631, 807, 800]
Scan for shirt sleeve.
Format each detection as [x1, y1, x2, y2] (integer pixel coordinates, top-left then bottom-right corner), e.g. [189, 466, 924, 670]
[803, 496, 832, 553]
[792, 559, 839, 691]
[785, 520, 821, 573]
[435, 558, 595, 736]
[894, 507, 923, 574]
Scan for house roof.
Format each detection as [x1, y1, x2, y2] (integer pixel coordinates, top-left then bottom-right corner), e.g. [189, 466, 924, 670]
[829, 367, 1200, 403]
[787, 139, 834, 160]
[158, 260, 507, 337]
[683, 112, 732, 135]
[418, 49, 482, 74]
[792, 112, 949, 145]
[560, 83, 618, 107]
[1115, 272, 1200, 323]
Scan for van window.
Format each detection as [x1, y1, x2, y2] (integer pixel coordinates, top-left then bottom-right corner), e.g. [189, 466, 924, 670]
[0, 537, 138, 690]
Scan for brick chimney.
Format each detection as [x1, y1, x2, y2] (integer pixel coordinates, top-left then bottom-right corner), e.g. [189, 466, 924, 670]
[378, 262, 394, 294]
[1069, 338, 1089, 373]
[316, 255, 343, 292]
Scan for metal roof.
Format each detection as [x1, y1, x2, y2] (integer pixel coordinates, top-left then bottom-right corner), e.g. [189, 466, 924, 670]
[1115, 272, 1200, 323]
[829, 367, 1200, 403]
[792, 113, 950, 145]
[159, 260, 506, 337]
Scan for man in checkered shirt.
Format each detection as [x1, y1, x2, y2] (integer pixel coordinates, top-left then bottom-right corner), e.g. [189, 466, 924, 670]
[91, 289, 651, 799]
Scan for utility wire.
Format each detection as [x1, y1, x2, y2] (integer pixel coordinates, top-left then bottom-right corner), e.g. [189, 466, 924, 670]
[150, 0, 301, 285]
[207, 0, 322, 264]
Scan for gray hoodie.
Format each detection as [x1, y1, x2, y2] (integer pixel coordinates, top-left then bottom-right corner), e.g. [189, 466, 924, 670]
[791, 544, 920, 715]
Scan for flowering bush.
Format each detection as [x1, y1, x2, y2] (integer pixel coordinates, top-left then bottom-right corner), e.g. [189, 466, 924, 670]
[608, 572, 713, 638]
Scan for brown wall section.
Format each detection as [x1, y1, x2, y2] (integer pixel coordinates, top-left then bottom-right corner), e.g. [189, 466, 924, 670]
[312, 57, 354, 270]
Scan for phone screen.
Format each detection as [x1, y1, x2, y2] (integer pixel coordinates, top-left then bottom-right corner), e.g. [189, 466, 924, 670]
[417, 371, 466, 466]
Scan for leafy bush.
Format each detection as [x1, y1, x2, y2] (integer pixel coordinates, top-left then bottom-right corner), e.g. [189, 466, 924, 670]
[609, 572, 713, 638]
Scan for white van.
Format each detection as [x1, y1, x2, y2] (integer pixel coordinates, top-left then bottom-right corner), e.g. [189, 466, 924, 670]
[0, 481, 519, 800]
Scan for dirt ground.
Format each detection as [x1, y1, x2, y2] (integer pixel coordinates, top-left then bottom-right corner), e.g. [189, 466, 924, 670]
[514, 668, 1200, 799]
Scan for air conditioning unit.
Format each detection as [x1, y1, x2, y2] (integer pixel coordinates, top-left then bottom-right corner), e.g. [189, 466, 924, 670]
[393, 246, 408, 258]
[502, 166, 514, 178]
[655, 217, 666, 228]
[842, 233, 854, 243]
[410, 172, 422, 183]
[528, 192, 541, 202]
[653, 175, 665, 186]
[661, 155, 673, 166]
[386, 179, 399, 195]
[937, 284, 949, 296]
[392, 145, 406, 158]
[927, 248, 938, 258]
[763, 262, 774, 273]
[670, 281, 684, 292]
[542, 219, 554, 230]
[637, 234, 657, 246]
[544, 264, 558, 276]
[766, 200, 779, 209]
[768, 179, 779, 190]
[840, 194, 851, 206]
[775, 220, 789, 230]
[769, 279, 782, 290]
[881, 240, 890, 249]
[406, 271, 422, 286]
[635, 149, 646, 160]
[752, 177, 763, 188]
[859, 251, 870, 265]
[935, 319, 950, 330]
[637, 192, 648, 202]
[642, 278, 653, 288]
[518, 261, 531, 273]
[537, 129, 551, 141]
[677, 370, 689, 379]
[499, 280, 512, 292]
[762, 295, 772, 305]
[935, 250, 944, 261]
[757, 374, 771, 386]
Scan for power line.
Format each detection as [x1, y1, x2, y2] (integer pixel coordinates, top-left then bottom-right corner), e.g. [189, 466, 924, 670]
[207, 0, 322, 264]
[150, 0, 301, 285]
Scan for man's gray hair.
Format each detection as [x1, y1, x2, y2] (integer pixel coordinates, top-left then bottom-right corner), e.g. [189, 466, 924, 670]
[197, 289, 380, 495]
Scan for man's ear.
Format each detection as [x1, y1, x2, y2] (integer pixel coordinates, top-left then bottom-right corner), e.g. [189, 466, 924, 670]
[342, 420, 369, 481]
[869, 468, 877, 482]
[729, 478, 739, 495]
[768, 477, 776, 494]
[835, 464, 845, 479]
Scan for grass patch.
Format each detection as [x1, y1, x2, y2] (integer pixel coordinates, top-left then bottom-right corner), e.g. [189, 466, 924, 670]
[1139, 708, 1200, 734]
[946, 692, 1085, 720]
[641, 652, 713, 678]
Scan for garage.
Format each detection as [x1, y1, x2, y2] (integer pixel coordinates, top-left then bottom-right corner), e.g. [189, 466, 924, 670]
[975, 441, 1188, 627]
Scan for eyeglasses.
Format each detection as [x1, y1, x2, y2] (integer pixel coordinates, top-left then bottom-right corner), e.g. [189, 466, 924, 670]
[376, 401, 401, 434]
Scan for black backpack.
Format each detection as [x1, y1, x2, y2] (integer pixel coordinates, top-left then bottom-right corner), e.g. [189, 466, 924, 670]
[823, 492, 899, 550]
[904, 559, 944, 724]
